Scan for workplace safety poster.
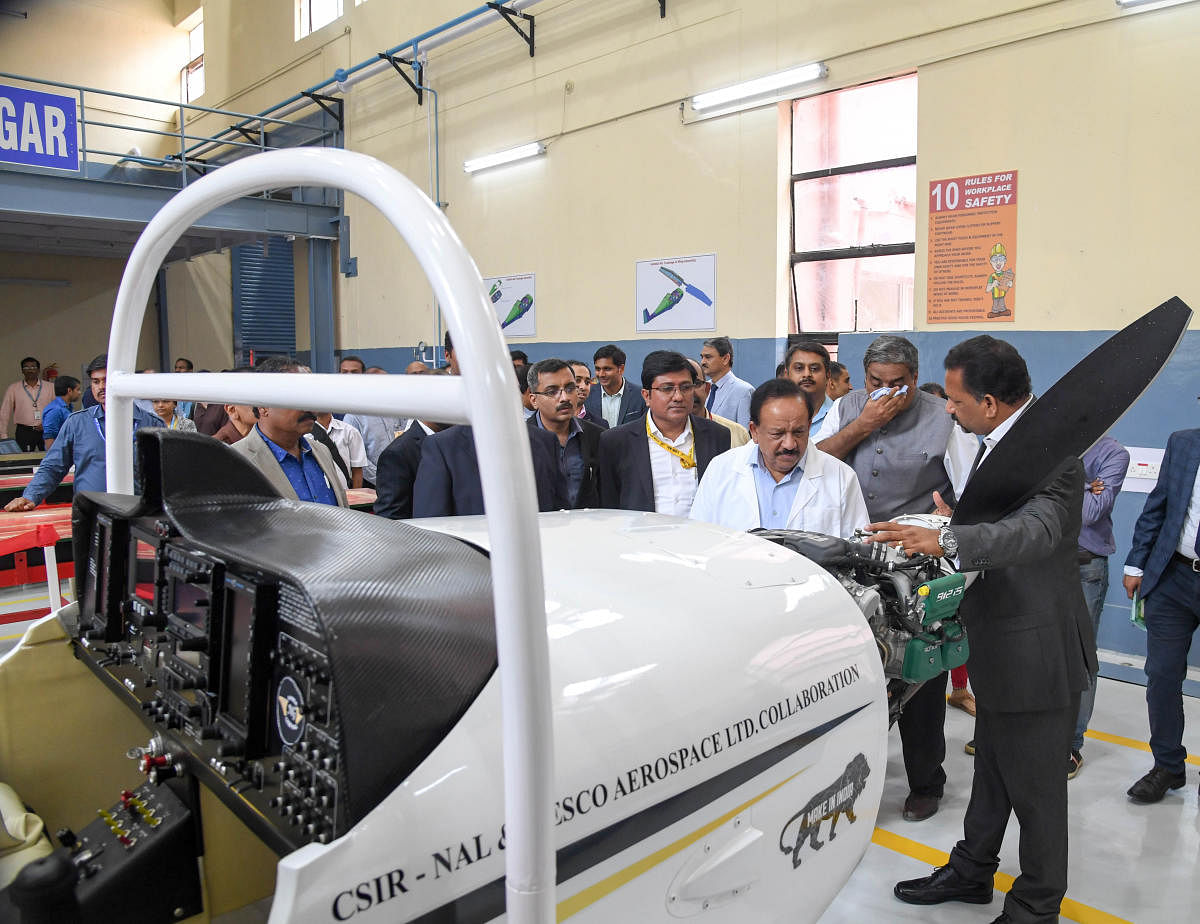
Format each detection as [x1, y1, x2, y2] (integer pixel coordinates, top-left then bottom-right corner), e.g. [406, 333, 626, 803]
[635, 253, 717, 332]
[483, 272, 536, 338]
[926, 170, 1018, 324]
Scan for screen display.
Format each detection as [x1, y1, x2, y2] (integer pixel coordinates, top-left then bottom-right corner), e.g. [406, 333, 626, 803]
[170, 578, 209, 631]
[222, 587, 254, 726]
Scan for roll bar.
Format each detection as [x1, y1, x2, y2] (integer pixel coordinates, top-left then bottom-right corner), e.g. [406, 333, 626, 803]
[103, 148, 555, 923]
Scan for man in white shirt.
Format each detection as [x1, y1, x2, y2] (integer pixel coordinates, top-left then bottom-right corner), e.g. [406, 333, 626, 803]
[315, 412, 368, 489]
[691, 379, 867, 536]
[597, 350, 730, 515]
[700, 336, 754, 429]
[584, 344, 646, 428]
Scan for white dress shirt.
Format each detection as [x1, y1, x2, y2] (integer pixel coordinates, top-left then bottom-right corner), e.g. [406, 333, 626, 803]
[647, 415, 698, 517]
[601, 383, 628, 429]
[325, 416, 369, 488]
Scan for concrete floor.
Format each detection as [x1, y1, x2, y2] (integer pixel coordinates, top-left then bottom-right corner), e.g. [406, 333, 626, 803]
[819, 676, 1200, 924]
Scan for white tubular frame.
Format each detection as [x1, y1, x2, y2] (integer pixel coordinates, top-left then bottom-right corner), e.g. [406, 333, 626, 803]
[104, 148, 555, 924]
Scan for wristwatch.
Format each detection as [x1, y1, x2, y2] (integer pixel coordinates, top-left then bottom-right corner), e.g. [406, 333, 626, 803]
[937, 526, 959, 558]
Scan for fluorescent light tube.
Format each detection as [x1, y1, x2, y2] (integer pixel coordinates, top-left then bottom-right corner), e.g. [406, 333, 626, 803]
[1115, 0, 1192, 7]
[691, 62, 827, 112]
[463, 142, 545, 174]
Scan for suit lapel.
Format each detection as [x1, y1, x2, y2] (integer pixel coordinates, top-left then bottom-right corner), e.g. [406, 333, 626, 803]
[251, 433, 300, 500]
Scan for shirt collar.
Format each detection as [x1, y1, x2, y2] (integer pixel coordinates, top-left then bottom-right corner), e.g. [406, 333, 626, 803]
[648, 413, 692, 446]
[749, 447, 804, 484]
[257, 425, 310, 462]
[534, 413, 582, 437]
[984, 395, 1033, 450]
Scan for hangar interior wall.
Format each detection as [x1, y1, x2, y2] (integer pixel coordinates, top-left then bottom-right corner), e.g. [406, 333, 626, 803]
[6, 1, 1200, 381]
[0, 253, 161, 383]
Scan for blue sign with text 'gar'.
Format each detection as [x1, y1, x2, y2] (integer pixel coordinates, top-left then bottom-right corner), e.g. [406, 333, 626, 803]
[0, 84, 80, 171]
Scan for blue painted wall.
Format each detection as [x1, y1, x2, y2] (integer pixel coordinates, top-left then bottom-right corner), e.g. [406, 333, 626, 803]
[333, 337, 788, 387]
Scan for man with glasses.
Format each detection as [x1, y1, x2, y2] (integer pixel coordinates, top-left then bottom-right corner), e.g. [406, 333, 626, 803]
[597, 350, 730, 515]
[527, 359, 603, 508]
[1, 357, 49, 452]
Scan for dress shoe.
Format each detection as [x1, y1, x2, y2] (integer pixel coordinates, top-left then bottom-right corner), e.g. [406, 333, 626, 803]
[964, 738, 976, 756]
[1128, 766, 1186, 803]
[894, 864, 993, 905]
[948, 687, 977, 716]
[902, 792, 940, 821]
[1068, 749, 1083, 780]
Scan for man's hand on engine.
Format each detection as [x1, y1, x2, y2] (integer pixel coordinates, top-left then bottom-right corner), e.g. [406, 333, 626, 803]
[865, 521, 944, 556]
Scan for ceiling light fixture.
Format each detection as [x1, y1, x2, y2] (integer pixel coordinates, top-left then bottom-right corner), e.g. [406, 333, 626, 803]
[463, 141, 545, 174]
[690, 62, 828, 113]
[1115, 0, 1194, 9]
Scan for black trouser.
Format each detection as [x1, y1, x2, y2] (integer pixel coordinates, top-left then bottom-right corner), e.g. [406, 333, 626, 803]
[899, 669, 948, 797]
[949, 696, 1079, 923]
[14, 424, 42, 452]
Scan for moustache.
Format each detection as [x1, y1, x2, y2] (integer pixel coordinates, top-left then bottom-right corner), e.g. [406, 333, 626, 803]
[556, 402, 573, 412]
[298, 412, 317, 422]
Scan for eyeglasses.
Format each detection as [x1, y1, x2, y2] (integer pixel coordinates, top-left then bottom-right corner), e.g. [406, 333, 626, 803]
[648, 383, 696, 397]
[534, 383, 579, 398]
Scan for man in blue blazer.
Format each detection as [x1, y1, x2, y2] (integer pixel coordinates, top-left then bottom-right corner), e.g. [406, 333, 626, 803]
[584, 344, 646, 428]
[1123, 427, 1200, 803]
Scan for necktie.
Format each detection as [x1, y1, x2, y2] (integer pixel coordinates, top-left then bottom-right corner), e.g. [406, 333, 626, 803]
[705, 382, 717, 412]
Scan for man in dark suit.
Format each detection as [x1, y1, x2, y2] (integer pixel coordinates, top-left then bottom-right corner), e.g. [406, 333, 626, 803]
[374, 419, 446, 519]
[597, 350, 731, 515]
[412, 423, 567, 517]
[526, 358, 603, 508]
[1122, 427, 1200, 803]
[585, 344, 646, 428]
[870, 336, 1094, 924]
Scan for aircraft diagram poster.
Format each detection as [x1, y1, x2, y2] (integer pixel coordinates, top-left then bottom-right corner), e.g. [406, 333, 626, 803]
[635, 253, 716, 332]
[483, 272, 536, 338]
[926, 170, 1018, 324]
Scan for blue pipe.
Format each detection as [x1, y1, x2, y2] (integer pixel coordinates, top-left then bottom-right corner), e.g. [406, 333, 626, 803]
[182, 3, 500, 158]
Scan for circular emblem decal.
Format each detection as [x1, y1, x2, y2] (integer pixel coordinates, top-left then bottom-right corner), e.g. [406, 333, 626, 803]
[275, 675, 306, 746]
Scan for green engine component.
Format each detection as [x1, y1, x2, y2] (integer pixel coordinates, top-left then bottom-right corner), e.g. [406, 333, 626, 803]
[916, 573, 966, 626]
[901, 573, 970, 682]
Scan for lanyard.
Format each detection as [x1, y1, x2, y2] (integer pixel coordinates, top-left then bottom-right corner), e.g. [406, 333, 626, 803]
[646, 415, 695, 469]
[22, 381, 44, 409]
[93, 416, 142, 441]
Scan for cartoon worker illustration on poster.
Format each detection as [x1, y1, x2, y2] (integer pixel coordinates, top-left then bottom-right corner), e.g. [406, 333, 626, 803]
[984, 242, 1014, 318]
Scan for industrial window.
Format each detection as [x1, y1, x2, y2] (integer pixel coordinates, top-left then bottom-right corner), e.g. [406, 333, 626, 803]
[790, 74, 917, 334]
[184, 18, 204, 102]
[296, 0, 343, 40]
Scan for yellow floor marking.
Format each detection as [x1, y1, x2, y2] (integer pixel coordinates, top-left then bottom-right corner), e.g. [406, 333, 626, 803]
[1, 633, 25, 641]
[871, 828, 1131, 924]
[1085, 728, 1200, 767]
[556, 766, 809, 921]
